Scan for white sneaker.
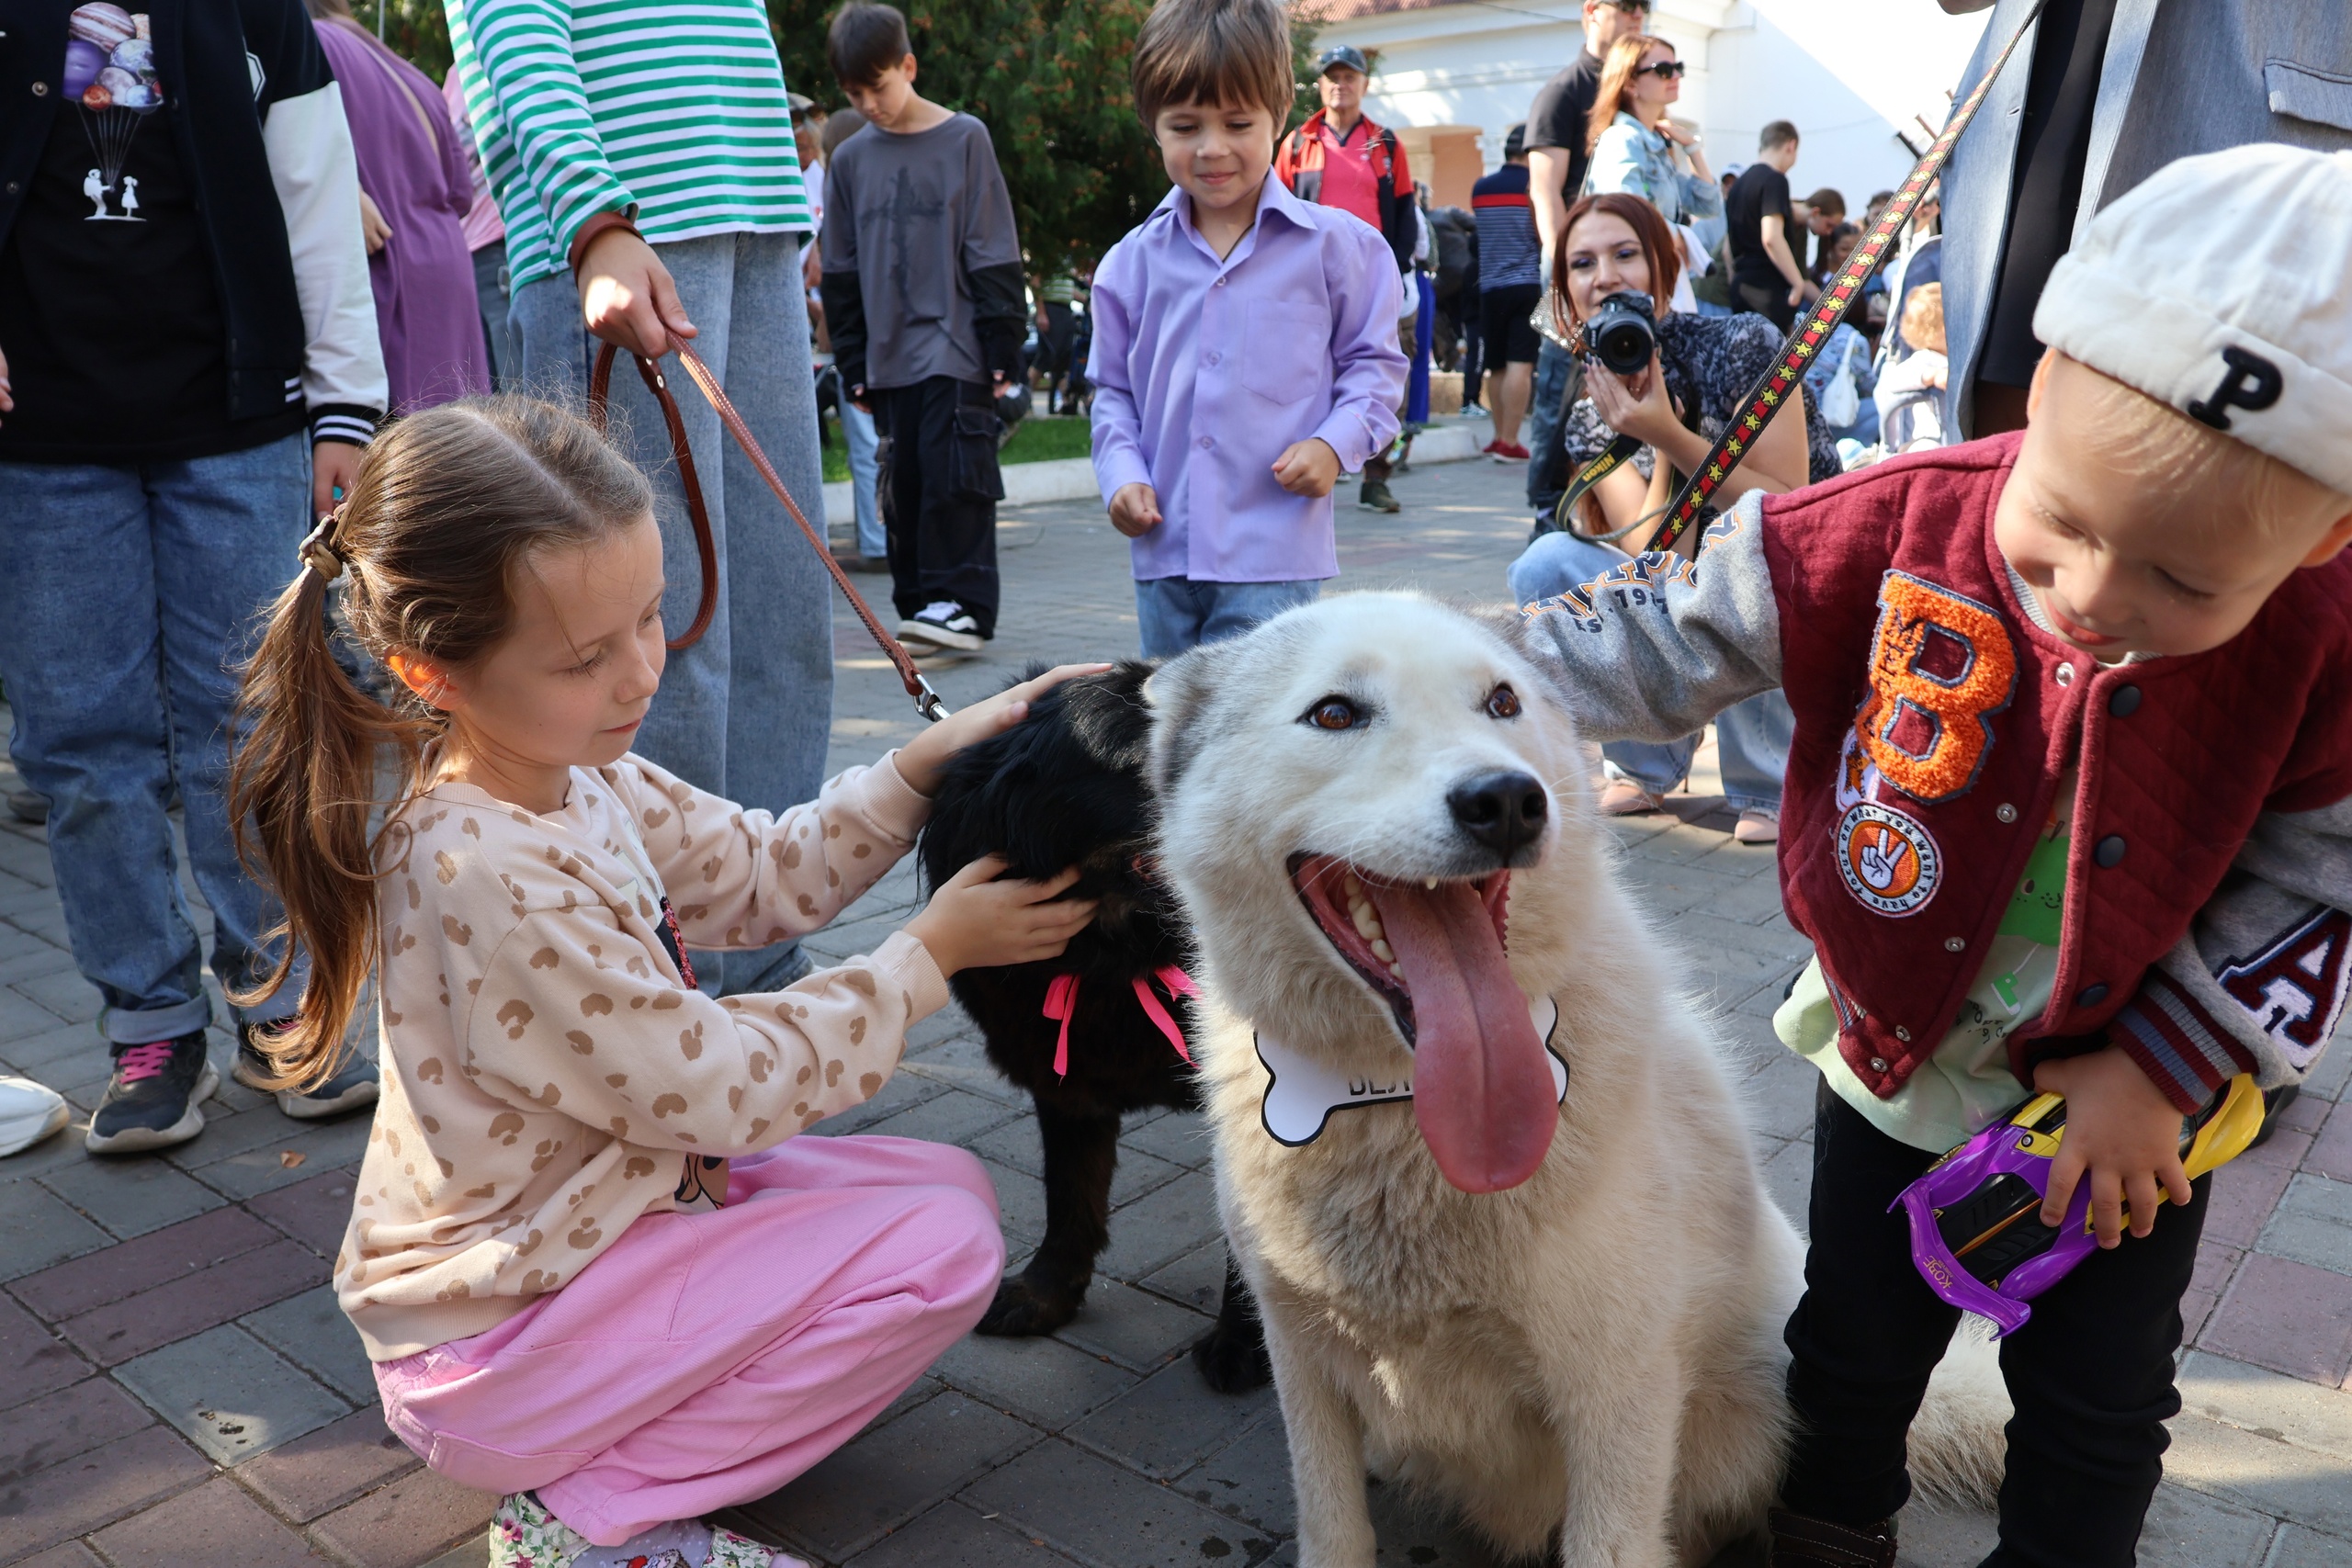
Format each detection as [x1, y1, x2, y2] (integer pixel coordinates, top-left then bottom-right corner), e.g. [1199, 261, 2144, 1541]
[897, 600, 986, 652]
[0, 1075, 69, 1156]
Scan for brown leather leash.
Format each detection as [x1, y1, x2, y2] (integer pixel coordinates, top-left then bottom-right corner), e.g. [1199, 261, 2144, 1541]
[587, 341, 950, 722]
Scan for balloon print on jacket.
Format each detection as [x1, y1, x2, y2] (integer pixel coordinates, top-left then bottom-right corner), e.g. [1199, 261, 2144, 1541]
[60, 5, 164, 221]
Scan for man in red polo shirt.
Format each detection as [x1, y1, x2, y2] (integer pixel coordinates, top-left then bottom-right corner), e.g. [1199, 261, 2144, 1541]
[1276, 45, 1417, 513]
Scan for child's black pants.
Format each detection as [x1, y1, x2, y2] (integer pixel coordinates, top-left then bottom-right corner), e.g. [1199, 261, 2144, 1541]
[873, 377, 1001, 636]
[1781, 1080, 2209, 1568]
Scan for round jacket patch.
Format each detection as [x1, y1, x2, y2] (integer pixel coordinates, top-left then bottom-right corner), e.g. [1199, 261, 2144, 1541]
[1837, 802, 1941, 916]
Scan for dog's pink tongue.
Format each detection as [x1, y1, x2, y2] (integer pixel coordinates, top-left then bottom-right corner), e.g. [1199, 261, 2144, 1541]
[1370, 879, 1555, 1193]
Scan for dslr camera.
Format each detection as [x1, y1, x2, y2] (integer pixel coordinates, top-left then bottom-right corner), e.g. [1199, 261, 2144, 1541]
[1581, 290, 1657, 377]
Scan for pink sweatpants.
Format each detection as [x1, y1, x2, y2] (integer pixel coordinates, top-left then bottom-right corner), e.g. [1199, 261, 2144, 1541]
[374, 1134, 1004, 1546]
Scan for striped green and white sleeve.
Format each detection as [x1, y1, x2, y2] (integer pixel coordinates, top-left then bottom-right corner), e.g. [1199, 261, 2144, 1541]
[461, 0, 637, 271]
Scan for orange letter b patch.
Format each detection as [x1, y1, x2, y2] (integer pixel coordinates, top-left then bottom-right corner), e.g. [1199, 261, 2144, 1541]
[1854, 571, 2016, 804]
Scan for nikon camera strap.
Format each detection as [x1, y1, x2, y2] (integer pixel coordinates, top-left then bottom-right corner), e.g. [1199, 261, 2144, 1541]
[1634, 0, 2048, 556]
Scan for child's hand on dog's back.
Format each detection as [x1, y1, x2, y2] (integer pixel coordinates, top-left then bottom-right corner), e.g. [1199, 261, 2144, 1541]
[1110, 483, 1162, 537]
[905, 856, 1098, 975]
[895, 663, 1113, 795]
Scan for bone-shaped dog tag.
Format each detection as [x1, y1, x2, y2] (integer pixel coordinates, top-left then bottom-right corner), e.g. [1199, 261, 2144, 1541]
[1257, 997, 1564, 1147]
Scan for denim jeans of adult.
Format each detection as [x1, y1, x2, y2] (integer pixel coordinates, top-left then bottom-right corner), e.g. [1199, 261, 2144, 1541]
[471, 239, 521, 391]
[1505, 527, 1791, 813]
[0, 434, 309, 1043]
[1523, 339, 1577, 518]
[513, 231, 834, 997]
[841, 397, 884, 558]
[1134, 577, 1321, 660]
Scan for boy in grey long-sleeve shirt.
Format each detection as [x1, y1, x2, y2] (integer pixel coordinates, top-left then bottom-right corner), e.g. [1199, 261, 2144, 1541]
[820, 3, 1025, 652]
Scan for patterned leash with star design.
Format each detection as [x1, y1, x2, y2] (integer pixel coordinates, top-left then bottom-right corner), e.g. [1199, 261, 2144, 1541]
[1639, 0, 2048, 556]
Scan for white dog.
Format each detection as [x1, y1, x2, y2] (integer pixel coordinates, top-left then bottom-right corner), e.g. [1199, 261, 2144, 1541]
[1147, 593, 2002, 1567]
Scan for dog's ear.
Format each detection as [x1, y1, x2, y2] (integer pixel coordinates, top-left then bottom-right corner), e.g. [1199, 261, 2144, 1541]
[1143, 642, 1224, 797]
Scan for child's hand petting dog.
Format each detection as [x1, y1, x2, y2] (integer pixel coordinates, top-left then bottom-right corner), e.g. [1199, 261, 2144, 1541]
[1110, 482, 1163, 537]
[894, 663, 1113, 795]
[1272, 437, 1341, 498]
[906, 856, 1098, 975]
[2032, 1044, 2195, 1248]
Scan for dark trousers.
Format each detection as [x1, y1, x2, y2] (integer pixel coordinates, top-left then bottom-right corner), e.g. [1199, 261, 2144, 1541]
[872, 377, 1001, 637]
[1738, 279, 1799, 332]
[1782, 1083, 2208, 1568]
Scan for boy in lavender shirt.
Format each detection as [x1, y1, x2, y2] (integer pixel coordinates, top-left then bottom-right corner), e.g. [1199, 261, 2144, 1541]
[1090, 0, 1408, 659]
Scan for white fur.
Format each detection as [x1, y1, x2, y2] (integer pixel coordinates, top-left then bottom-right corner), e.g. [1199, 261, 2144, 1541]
[1148, 593, 2004, 1567]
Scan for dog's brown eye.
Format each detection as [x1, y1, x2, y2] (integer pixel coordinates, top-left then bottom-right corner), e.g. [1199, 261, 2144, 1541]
[1306, 696, 1360, 731]
[1486, 683, 1521, 719]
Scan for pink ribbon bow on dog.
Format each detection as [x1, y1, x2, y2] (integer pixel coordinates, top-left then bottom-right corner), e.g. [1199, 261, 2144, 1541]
[1042, 965, 1199, 1078]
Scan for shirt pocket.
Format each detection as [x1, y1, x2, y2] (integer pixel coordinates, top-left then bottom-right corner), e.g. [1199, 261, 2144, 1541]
[2264, 60, 2352, 131]
[1240, 300, 1335, 406]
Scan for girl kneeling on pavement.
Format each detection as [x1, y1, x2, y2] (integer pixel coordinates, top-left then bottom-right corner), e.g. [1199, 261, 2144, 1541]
[231, 396, 1101, 1568]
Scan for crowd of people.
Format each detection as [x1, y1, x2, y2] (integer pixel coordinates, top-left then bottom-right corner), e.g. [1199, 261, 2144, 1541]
[0, 1, 2348, 1566]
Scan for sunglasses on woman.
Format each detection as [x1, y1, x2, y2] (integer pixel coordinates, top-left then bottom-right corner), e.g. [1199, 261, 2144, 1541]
[1637, 61, 1687, 80]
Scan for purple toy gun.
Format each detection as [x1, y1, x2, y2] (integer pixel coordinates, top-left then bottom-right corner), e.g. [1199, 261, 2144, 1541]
[1896, 1074, 2264, 1337]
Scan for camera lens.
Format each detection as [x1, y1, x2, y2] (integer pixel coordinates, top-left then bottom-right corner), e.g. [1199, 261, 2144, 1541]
[1582, 291, 1657, 377]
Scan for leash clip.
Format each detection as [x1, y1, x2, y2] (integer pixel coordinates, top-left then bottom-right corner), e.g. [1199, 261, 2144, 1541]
[913, 678, 951, 723]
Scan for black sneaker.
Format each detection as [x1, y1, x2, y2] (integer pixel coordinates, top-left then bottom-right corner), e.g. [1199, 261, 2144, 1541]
[85, 1031, 217, 1154]
[898, 600, 987, 652]
[1358, 479, 1401, 513]
[235, 1022, 380, 1121]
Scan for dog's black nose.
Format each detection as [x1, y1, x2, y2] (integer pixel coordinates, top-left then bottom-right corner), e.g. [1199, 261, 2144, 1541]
[1447, 770, 1548, 858]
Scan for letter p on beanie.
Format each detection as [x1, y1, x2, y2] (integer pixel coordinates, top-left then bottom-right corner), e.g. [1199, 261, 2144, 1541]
[2033, 144, 2352, 496]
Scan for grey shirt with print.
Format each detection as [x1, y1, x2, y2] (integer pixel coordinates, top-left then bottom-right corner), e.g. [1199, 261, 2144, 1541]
[820, 113, 1022, 390]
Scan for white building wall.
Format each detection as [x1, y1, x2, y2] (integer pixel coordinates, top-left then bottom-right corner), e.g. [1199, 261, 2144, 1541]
[1325, 0, 1993, 210]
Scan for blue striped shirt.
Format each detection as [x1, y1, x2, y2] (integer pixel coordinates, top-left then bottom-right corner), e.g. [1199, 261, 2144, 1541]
[1472, 164, 1542, 291]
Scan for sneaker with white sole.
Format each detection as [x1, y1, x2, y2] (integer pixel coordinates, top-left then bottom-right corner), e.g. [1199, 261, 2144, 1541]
[0, 1075, 69, 1156]
[235, 1022, 379, 1121]
[897, 600, 986, 652]
[488, 1491, 792, 1568]
[86, 1032, 217, 1154]
[1735, 807, 1780, 845]
[1597, 780, 1666, 817]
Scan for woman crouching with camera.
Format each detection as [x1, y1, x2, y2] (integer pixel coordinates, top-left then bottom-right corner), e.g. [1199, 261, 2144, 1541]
[1508, 192, 1838, 843]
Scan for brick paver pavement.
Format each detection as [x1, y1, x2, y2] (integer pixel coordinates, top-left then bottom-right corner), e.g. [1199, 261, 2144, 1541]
[3, 456, 2348, 1567]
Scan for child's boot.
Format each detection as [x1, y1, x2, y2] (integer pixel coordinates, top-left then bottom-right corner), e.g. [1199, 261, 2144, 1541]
[1767, 1507, 1898, 1568]
[489, 1492, 800, 1568]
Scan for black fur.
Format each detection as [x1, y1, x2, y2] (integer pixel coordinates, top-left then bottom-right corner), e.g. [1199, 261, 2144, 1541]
[918, 662, 1270, 1392]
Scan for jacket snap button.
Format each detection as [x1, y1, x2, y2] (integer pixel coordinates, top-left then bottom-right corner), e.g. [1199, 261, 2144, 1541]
[1944, 937, 1965, 953]
[2108, 683, 2142, 717]
[1996, 803, 2018, 823]
[31, 81, 49, 96]
[1894, 1026, 1911, 1043]
[1870, 1057, 1889, 1072]
[2095, 834, 2126, 868]
[2076, 983, 2110, 1008]
[2054, 662, 2075, 685]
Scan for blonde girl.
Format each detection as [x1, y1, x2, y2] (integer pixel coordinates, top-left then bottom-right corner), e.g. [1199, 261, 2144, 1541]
[232, 396, 1100, 1568]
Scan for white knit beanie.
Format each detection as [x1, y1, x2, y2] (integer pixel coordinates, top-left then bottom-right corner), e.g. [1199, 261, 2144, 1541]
[2034, 143, 2352, 496]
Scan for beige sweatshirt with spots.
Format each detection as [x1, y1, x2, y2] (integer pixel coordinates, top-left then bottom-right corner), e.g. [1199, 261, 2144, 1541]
[336, 750, 945, 1360]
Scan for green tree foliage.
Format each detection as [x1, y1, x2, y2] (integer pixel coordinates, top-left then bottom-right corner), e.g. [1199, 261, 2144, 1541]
[349, 0, 453, 83]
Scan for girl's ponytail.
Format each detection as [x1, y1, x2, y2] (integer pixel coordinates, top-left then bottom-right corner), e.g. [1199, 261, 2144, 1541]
[229, 398, 652, 1089]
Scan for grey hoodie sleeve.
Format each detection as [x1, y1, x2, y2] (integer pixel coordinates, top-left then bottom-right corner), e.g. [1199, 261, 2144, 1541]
[1510, 491, 1785, 743]
[2111, 797, 2352, 1108]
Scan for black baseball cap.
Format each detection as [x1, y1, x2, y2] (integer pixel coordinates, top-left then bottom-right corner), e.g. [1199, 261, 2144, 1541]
[1317, 45, 1371, 78]
[1503, 122, 1527, 160]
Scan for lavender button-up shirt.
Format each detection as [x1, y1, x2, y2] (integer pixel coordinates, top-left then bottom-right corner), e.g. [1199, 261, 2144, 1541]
[1089, 179, 1407, 583]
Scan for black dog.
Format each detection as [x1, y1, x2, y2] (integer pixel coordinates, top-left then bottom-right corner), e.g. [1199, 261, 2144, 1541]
[918, 662, 1270, 1393]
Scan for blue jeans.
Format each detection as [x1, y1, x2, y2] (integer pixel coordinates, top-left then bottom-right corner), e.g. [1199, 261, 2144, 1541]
[1506, 529, 1791, 815]
[471, 239, 521, 391]
[514, 231, 834, 996]
[841, 396, 884, 558]
[0, 435, 309, 1042]
[1523, 339, 1577, 517]
[1135, 577, 1321, 660]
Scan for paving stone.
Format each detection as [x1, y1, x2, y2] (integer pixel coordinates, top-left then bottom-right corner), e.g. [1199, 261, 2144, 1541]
[2132, 1482, 2276, 1568]
[1, 1019, 106, 1073]
[2165, 1411, 2352, 1538]
[2267, 1523, 2352, 1567]
[932, 1326, 1137, 1427]
[39, 1156, 226, 1240]
[979, 1156, 1049, 1248]
[855, 1088, 1025, 1149]
[186, 1115, 373, 1201]
[1758, 1135, 1813, 1235]
[1173, 1410, 1292, 1535]
[1119, 1110, 1216, 1171]
[1892, 1499, 1997, 1567]
[158, 1099, 327, 1172]
[2177, 1352, 2352, 1461]
[0, 1114, 95, 1186]
[845, 1498, 1085, 1568]
[1361, 1480, 1518, 1566]
[241, 1286, 379, 1405]
[8, 1203, 277, 1319]
[0, 1424, 210, 1562]
[1618, 859, 1758, 921]
[0, 984, 70, 1040]
[2310, 1101, 2352, 1186]
[8, 1542, 104, 1568]
[59, 1235, 325, 1367]
[91, 1475, 334, 1566]
[12, 970, 100, 1027]
[1108, 1148, 1189, 1209]
[245, 1168, 363, 1258]
[897, 1036, 1031, 1108]
[0, 1295, 93, 1417]
[235, 1407, 420, 1525]
[415, 1543, 491, 1568]
[962, 1438, 1277, 1568]
[903, 1001, 982, 1055]
[307, 1463, 498, 1568]
[1138, 1241, 1230, 1316]
[2183, 1242, 2242, 1348]
[2207, 1156, 2303, 1252]
[732, 1392, 1035, 1562]
[116, 1323, 349, 1464]
[2199, 1255, 2352, 1388]
[1735, 1049, 1820, 1146]
[0, 1179, 110, 1284]
[1054, 1280, 1215, 1373]
[968, 1113, 1044, 1175]
[808, 1069, 949, 1138]
[2256, 1174, 2352, 1280]
[0, 1375, 153, 1491]
[1096, 1168, 1221, 1283]
[1068, 1359, 1277, 1479]
[2304, 1043, 2352, 1105]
